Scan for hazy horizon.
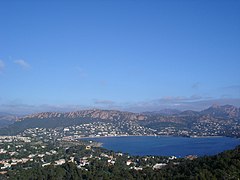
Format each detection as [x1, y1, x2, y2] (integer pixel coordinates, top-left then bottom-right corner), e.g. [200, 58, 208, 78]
[1, 101, 240, 116]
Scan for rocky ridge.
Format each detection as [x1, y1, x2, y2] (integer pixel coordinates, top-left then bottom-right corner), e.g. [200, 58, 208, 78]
[19, 109, 147, 121]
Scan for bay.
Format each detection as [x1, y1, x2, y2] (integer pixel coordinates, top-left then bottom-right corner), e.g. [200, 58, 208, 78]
[86, 136, 240, 157]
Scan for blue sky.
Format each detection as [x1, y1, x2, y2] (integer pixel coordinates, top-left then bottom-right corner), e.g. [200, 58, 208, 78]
[0, 0, 240, 114]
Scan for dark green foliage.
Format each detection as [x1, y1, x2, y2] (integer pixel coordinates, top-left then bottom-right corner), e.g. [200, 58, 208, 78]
[2, 146, 240, 180]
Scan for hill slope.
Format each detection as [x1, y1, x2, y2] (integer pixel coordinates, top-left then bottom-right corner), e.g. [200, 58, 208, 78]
[0, 105, 239, 137]
[2, 145, 240, 180]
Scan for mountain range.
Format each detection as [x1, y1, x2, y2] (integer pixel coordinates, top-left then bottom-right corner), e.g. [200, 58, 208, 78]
[15, 104, 240, 121]
[0, 112, 17, 128]
[0, 104, 239, 137]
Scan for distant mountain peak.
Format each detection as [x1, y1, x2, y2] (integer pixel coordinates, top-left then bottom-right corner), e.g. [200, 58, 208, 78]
[211, 104, 220, 108]
[201, 104, 240, 118]
[142, 109, 181, 116]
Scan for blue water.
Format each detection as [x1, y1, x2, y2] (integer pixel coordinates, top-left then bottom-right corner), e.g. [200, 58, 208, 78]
[86, 136, 240, 157]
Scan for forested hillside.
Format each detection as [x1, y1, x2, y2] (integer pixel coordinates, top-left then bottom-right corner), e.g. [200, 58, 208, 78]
[2, 146, 239, 180]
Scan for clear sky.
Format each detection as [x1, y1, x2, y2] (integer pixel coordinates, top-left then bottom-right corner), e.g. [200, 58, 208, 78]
[0, 0, 239, 114]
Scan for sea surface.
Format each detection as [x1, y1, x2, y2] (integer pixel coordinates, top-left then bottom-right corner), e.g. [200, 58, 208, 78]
[85, 136, 240, 157]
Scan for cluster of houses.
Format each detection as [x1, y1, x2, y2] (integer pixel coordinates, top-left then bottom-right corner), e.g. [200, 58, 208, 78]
[0, 133, 195, 176]
[0, 136, 31, 143]
[21, 121, 157, 141]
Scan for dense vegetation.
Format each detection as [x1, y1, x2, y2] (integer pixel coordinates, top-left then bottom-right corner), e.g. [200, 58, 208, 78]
[3, 146, 240, 180]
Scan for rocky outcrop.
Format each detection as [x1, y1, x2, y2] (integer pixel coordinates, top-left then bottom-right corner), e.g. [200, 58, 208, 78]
[19, 109, 147, 121]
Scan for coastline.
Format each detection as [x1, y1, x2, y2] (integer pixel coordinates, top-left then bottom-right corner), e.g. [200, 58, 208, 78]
[77, 134, 157, 140]
[76, 134, 229, 140]
[76, 135, 240, 157]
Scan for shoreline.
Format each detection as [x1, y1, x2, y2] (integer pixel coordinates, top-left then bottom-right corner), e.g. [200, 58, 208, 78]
[76, 134, 232, 140]
[76, 134, 156, 139]
[76, 135, 240, 157]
